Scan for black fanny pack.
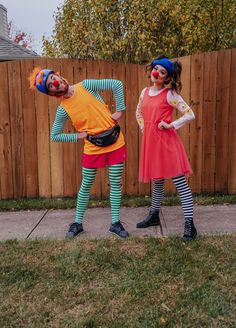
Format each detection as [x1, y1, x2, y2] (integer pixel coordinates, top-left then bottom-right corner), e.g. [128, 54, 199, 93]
[87, 124, 120, 147]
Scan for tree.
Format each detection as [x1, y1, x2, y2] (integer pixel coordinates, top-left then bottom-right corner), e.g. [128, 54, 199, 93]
[42, 0, 236, 62]
[8, 20, 34, 50]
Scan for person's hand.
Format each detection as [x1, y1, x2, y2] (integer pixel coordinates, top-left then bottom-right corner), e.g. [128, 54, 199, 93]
[111, 111, 123, 121]
[78, 131, 87, 139]
[158, 120, 173, 130]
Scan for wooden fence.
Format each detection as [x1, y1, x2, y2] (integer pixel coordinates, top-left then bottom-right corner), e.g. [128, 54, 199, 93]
[0, 49, 235, 200]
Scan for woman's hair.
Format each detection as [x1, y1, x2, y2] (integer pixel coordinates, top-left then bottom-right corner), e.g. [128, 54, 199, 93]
[145, 54, 182, 93]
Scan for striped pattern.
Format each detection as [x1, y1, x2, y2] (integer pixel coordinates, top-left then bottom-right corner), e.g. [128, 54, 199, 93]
[50, 106, 77, 142]
[151, 179, 164, 211]
[82, 79, 125, 111]
[172, 175, 193, 220]
[151, 175, 193, 222]
[108, 163, 124, 224]
[75, 164, 124, 224]
[75, 168, 97, 223]
[51, 79, 125, 142]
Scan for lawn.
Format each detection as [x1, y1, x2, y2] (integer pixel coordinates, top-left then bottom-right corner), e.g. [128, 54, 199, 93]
[1, 193, 236, 211]
[0, 235, 235, 327]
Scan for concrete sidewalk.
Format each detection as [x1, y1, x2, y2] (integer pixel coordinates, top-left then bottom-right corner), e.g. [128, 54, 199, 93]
[0, 205, 235, 241]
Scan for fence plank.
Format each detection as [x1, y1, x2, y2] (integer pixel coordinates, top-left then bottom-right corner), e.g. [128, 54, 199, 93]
[137, 64, 151, 196]
[228, 49, 236, 193]
[201, 51, 218, 192]
[189, 53, 204, 192]
[8, 61, 26, 198]
[21, 60, 39, 197]
[34, 58, 51, 197]
[112, 61, 127, 195]
[47, 58, 64, 197]
[0, 62, 13, 199]
[178, 55, 192, 192]
[215, 50, 231, 193]
[60, 59, 77, 197]
[125, 63, 139, 195]
[178, 56, 191, 155]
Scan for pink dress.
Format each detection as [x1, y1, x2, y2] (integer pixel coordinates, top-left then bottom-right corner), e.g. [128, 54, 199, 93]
[139, 88, 192, 182]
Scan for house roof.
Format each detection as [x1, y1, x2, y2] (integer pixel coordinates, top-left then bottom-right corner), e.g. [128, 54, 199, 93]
[0, 35, 40, 61]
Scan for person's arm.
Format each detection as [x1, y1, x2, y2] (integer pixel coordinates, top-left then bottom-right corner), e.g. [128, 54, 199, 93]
[136, 88, 145, 133]
[158, 91, 195, 130]
[50, 106, 87, 142]
[82, 79, 125, 120]
[167, 90, 195, 129]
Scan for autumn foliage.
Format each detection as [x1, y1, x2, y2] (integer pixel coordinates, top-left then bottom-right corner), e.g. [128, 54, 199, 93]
[8, 20, 33, 49]
[42, 0, 236, 62]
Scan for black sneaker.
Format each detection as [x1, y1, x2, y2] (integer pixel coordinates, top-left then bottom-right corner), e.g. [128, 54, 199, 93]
[66, 222, 84, 239]
[182, 221, 197, 241]
[109, 221, 129, 238]
[136, 209, 160, 228]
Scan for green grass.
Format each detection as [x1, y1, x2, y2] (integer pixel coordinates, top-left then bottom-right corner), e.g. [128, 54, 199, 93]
[0, 193, 236, 211]
[0, 236, 235, 327]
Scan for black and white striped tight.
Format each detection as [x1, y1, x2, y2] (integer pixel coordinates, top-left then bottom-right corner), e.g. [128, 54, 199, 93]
[151, 175, 193, 221]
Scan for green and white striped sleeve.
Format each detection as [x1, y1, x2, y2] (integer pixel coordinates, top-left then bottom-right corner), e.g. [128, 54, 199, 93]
[82, 79, 126, 111]
[50, 106, 79, 142]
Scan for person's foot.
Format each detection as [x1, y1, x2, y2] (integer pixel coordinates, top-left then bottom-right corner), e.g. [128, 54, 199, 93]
[182, 221, 197, 241]
[66, 222, 84, 239]
[109, 221, 129, 238]
[136, 209, 160, 228]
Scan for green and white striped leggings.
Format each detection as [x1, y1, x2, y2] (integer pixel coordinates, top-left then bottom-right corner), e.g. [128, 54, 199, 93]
[75, 163, 123, 224]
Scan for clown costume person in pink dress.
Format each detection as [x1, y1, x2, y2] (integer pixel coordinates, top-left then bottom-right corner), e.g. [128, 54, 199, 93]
[136, 55, 197, 241]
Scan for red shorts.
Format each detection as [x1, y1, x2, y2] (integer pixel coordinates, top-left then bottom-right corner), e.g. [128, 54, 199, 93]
[82, 145, 127, 168]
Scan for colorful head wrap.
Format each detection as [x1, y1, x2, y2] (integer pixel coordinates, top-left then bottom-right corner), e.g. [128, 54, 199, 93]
[28, 67, 54, 94]
[151, 58, 174, 77]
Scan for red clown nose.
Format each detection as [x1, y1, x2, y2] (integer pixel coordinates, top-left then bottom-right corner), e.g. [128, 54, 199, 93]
[152, 71, 159, 79]
[53, 80, 60, 87]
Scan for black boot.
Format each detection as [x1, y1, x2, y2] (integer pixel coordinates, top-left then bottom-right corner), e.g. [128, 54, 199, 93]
[182, 221, 197, 241]
[136, 209, 160, 228]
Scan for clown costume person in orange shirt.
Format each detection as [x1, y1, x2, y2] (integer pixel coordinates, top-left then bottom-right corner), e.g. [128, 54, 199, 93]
[136, 55, 197, 241]
[29, 67, 129, 239]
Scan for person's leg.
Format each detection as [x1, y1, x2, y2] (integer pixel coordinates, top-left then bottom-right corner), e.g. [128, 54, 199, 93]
[108, 163, 123, 224]
[66, 167, 97, 238]
[172, 175, 197, 241]
[151, 179, 165, 211]
[108, 163, 129, 238]
[75, 167, 97, 223]
[137, 179, 164, 228]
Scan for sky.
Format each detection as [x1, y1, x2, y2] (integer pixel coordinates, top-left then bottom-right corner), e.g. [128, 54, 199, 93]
[1, 0, 63, 54]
